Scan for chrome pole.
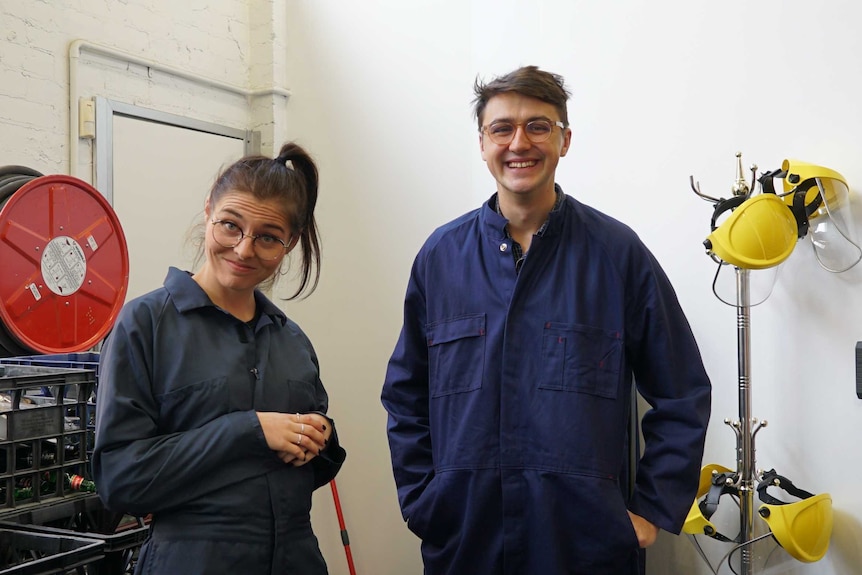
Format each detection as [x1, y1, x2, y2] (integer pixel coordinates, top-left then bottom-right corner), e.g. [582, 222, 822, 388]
[736, 267, 754, 575]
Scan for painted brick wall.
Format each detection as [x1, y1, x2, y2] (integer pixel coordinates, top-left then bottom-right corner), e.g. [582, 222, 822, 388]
[0, 0, 255, 177]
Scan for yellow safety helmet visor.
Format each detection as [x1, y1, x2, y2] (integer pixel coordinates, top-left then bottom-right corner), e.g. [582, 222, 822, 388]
[781, 159, 847, 211]
[705, 193, 798, 270]
[683, 464, 736, 540]
[757, 470, 833, 563]
[781, 159, 861, 272]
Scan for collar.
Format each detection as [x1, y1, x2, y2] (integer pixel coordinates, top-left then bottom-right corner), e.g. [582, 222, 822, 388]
[164, 267, 287, 326]
[488, 184, 566, 238]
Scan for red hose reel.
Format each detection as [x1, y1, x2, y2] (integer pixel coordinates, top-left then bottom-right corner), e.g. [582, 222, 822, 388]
[0, 172, 129, 354]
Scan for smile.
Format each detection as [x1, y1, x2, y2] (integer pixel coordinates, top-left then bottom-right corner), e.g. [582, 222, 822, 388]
[507, 161, 536, 168]
[225, 258, 256, 272]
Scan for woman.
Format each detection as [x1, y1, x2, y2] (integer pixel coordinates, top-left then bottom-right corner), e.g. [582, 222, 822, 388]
[93, 142, 346, 574]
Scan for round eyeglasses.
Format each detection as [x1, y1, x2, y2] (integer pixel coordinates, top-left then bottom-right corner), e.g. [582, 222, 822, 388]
[481, 119, 566, 145]
[210, 220, 289, 261]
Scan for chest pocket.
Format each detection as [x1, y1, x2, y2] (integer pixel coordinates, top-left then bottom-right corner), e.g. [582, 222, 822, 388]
[259, 378, 317, 414]
[427, 314, 486, 397]
[157, 376, 229, 432]
[539, 322, 622, 399]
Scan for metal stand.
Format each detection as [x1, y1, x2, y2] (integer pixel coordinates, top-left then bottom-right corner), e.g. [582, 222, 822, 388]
[714, 267, 770, 574]
[691, 153, 843, 573]
[727, 268, 757, 574]
[691, 156, 768, 574]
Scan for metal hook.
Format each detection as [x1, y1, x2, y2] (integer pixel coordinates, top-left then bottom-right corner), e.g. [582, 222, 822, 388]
[752, 419, 767, 440]
[690, 175, 721, 203]
[724, 418, 742, 441]
[748, 163, 759, 197]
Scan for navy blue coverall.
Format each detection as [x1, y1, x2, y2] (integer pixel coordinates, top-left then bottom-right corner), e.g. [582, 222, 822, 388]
[381, 189, 711, 575]
[93, 268, 345, 575]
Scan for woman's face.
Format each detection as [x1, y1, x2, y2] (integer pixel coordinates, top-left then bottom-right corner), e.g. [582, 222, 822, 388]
[201, 190, 293, 295]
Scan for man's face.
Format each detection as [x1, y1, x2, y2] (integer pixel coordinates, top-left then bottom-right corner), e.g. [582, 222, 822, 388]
[479, 92, 571, 200]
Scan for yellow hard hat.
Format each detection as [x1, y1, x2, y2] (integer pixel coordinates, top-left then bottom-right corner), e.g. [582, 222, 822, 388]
[757, 469, 833, 563]
[683, 464, 738, 542]
[704, 193, 798, 270]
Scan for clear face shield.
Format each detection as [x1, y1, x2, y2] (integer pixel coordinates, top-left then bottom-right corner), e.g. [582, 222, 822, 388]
[701, 160, 860, 307]
[710, 260, 782, 308]
[782, 160, 862, 273]
[704, 193, 798, 307]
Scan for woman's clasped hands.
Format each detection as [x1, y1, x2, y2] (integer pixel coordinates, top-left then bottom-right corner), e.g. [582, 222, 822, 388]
[257, 411, 331, 466]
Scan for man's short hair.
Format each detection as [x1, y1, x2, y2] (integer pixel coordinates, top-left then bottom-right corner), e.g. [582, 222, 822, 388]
[472, 65, 571, 131]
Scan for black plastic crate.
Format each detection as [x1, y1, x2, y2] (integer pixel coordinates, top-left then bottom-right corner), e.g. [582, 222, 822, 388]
[0, 526, 104, 575]
[0, 357, 100, 388]
[1, 501, 149, 554]
[80, 516, 148, 555]
[0, 517, 147, 575]
[0, 366, 96, 515]
[0, 498, 149, 575]
[0, 355, 101, 472]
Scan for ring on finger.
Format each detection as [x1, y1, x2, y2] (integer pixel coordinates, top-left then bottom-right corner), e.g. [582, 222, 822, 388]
[297, 433, 303, 445]
[300, 423, 305, 434]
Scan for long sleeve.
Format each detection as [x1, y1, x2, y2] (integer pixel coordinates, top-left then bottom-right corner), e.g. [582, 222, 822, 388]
[381, 258, 433, 523]
[625, 252, 712, 534]
[93, 313, 278, 515]
[311, 413, 346, 489]
[93, 269, 344, 516]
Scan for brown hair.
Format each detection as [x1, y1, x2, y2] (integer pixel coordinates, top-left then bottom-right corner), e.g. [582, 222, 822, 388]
[199, 142, 321, 299]
[472, 65, 571, 131]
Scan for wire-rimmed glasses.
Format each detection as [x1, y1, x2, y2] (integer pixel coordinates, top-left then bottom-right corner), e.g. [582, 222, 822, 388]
[210, 220, 289, 260]
[481, 119, 565, 145]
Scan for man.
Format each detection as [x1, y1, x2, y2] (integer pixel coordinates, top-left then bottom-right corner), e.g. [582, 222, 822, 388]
[381, 65, 711, 575]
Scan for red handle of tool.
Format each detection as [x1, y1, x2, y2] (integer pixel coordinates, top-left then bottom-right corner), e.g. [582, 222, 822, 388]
[330, 479, 357, 575]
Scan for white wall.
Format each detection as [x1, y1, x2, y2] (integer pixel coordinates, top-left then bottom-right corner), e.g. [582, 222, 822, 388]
[280, 4, 474, 573]
[285, 2, 862, 574]
[3, 1, 862, 574]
